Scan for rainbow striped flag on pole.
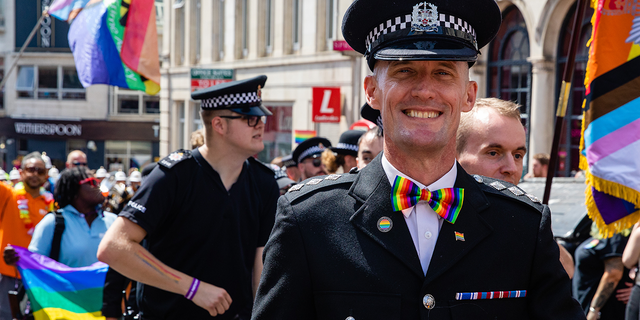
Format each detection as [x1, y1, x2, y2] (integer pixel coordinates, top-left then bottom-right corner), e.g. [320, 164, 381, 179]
[61, 0, 160, 95]
[14, 246, 108, 320]
[580, 0, 640, 237]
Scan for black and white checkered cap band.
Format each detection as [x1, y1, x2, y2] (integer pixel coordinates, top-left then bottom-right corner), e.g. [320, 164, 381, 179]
[335, 143, 359, 152]
[365, 13, 477, 50]
[298, 146, 326, 163]
[201, 92, 261, 109]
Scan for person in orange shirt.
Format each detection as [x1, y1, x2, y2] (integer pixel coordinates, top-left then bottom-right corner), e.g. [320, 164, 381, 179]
[0, 152, 53, 320]
[0, 182, 20, 320]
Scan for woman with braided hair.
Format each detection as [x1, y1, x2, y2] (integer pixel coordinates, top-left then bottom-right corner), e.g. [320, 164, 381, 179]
[4, 166, 117, 268]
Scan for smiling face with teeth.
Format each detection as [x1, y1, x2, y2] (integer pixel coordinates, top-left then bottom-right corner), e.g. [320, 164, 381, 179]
[364, 60, 477, 176]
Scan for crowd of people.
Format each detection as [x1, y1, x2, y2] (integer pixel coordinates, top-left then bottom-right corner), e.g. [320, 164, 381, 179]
[0, 150, 151, 320]
[0, 0, 637, 319]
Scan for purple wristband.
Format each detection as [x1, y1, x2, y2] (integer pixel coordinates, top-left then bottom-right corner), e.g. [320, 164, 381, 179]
[185, 278, 200, 300]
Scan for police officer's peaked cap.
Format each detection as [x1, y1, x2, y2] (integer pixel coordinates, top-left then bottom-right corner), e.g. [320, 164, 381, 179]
[342, 0, 502, 70]
[282, 154, 297, 168]
[360, 103, 382, 130]
[292, 137, 332, 164]
[331, 130, 365, 157]
[191, 75, 272, 116]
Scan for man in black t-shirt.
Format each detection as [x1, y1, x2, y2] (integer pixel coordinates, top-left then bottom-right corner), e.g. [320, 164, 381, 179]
[98, 76, 279, 320]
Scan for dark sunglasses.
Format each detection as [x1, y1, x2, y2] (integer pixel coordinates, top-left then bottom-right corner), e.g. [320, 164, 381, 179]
[24, 166, 47, 175]
[219, 115, 266, 128]
[79, 177, 99, 187]
[305, 158, 322, 167]
[73, 161, 88, 166]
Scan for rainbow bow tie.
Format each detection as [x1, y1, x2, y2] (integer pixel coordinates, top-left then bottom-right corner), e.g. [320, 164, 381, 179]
[391, 175, 464, 224]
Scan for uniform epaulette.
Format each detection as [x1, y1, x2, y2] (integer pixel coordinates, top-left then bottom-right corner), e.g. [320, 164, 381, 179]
[471, 174, 545, 212]
[247, 157, 277, 175]
[286, 172, 358, 203]
[158, 150, 192, 169]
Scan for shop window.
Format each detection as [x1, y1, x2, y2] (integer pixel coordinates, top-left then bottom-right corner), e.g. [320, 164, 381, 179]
[105, 140, 152, 172]
[16, 65, 86, 100]
[257, 105, 292, 163]
[487, 6, 531, 172]
[555, 4, 594, 177]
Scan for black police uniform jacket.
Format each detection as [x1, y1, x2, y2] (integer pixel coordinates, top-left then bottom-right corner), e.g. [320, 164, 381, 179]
[252, 156, 585, 320]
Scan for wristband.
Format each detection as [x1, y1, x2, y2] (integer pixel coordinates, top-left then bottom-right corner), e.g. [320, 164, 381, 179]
[185, 278, 200, 300]
[589, 307, 601, 319]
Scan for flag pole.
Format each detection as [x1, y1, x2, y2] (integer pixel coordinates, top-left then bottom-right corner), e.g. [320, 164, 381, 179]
[542, 0, 590, 204]
[0, 4, 54, 90]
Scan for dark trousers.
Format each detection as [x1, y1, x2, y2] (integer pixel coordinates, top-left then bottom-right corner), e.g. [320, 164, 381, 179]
[626, 284, 640, 320]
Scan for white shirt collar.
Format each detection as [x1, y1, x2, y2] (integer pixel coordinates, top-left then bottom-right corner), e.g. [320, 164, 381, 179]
[381, 153, 458, 217]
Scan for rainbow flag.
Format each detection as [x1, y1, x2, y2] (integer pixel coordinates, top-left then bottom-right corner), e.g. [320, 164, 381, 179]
[48, 0, 91, 22]
[65, 0, 160, 95]
[294, 130, 317, 144]
[14, 246, 108, 320]
[120, 0, 161, 88]
[580, 0, 640, 237]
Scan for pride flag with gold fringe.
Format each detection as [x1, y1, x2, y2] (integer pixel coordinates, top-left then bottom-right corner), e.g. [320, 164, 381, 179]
[14, 246, 108, 320]
[580, 0, 640, 237]
[63, 0, 160, 95]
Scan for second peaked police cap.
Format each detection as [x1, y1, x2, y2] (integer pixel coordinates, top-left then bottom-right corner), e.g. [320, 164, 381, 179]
[342, 0, 502, 70]
[191, 75, 273, 117]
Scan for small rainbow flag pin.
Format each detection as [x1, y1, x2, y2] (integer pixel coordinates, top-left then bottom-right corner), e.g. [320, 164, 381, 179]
[377, 217, 393, 232]
[294, 130, 317, 144]
[455, 231, 465, 241]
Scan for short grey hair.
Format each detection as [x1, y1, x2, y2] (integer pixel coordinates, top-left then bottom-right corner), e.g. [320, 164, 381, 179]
[22, 151, 45, 167]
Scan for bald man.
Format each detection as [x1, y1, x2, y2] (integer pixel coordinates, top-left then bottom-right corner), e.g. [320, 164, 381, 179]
[66, 150, 87, 168]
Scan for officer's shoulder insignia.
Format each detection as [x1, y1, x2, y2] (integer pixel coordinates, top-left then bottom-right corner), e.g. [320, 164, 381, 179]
[476, 175, 544, 212]
[286, 173, 357, 202]
[159, 150, 192, 169]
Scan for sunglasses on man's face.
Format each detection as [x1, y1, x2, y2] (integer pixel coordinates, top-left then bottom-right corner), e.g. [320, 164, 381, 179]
[79, 177, 99, 188]
[305, 158, 322, 168]
[219, 115, 267, 128]
[73, 161, 88, 166]
[24, 166, 47, 175]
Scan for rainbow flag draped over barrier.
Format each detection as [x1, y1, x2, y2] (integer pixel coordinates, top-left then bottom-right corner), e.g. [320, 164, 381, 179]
[64, 0, 160, 94]
[13, 246, 108, 320]
[580, 0, 640, 237]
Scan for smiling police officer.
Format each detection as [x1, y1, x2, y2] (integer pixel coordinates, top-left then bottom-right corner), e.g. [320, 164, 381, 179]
[98, 76, 279, 320]
[252, 1, 585, 319]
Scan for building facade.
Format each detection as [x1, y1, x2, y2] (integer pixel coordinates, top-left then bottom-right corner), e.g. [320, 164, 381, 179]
[0, 0, 164, 172]
[159, 0, 593, 176]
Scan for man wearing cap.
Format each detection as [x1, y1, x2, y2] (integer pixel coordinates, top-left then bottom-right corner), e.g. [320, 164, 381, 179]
[98, 75, 279, 320]
[323, 130, 364, 174]
[292, 137, 332, 180]
[95, 167, 108, 185]
[281, 155, 301, 182]
[253, 1, 583, 319]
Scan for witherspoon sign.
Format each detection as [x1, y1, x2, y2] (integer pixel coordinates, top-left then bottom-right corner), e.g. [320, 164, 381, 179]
[14, 123, 82, 136]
